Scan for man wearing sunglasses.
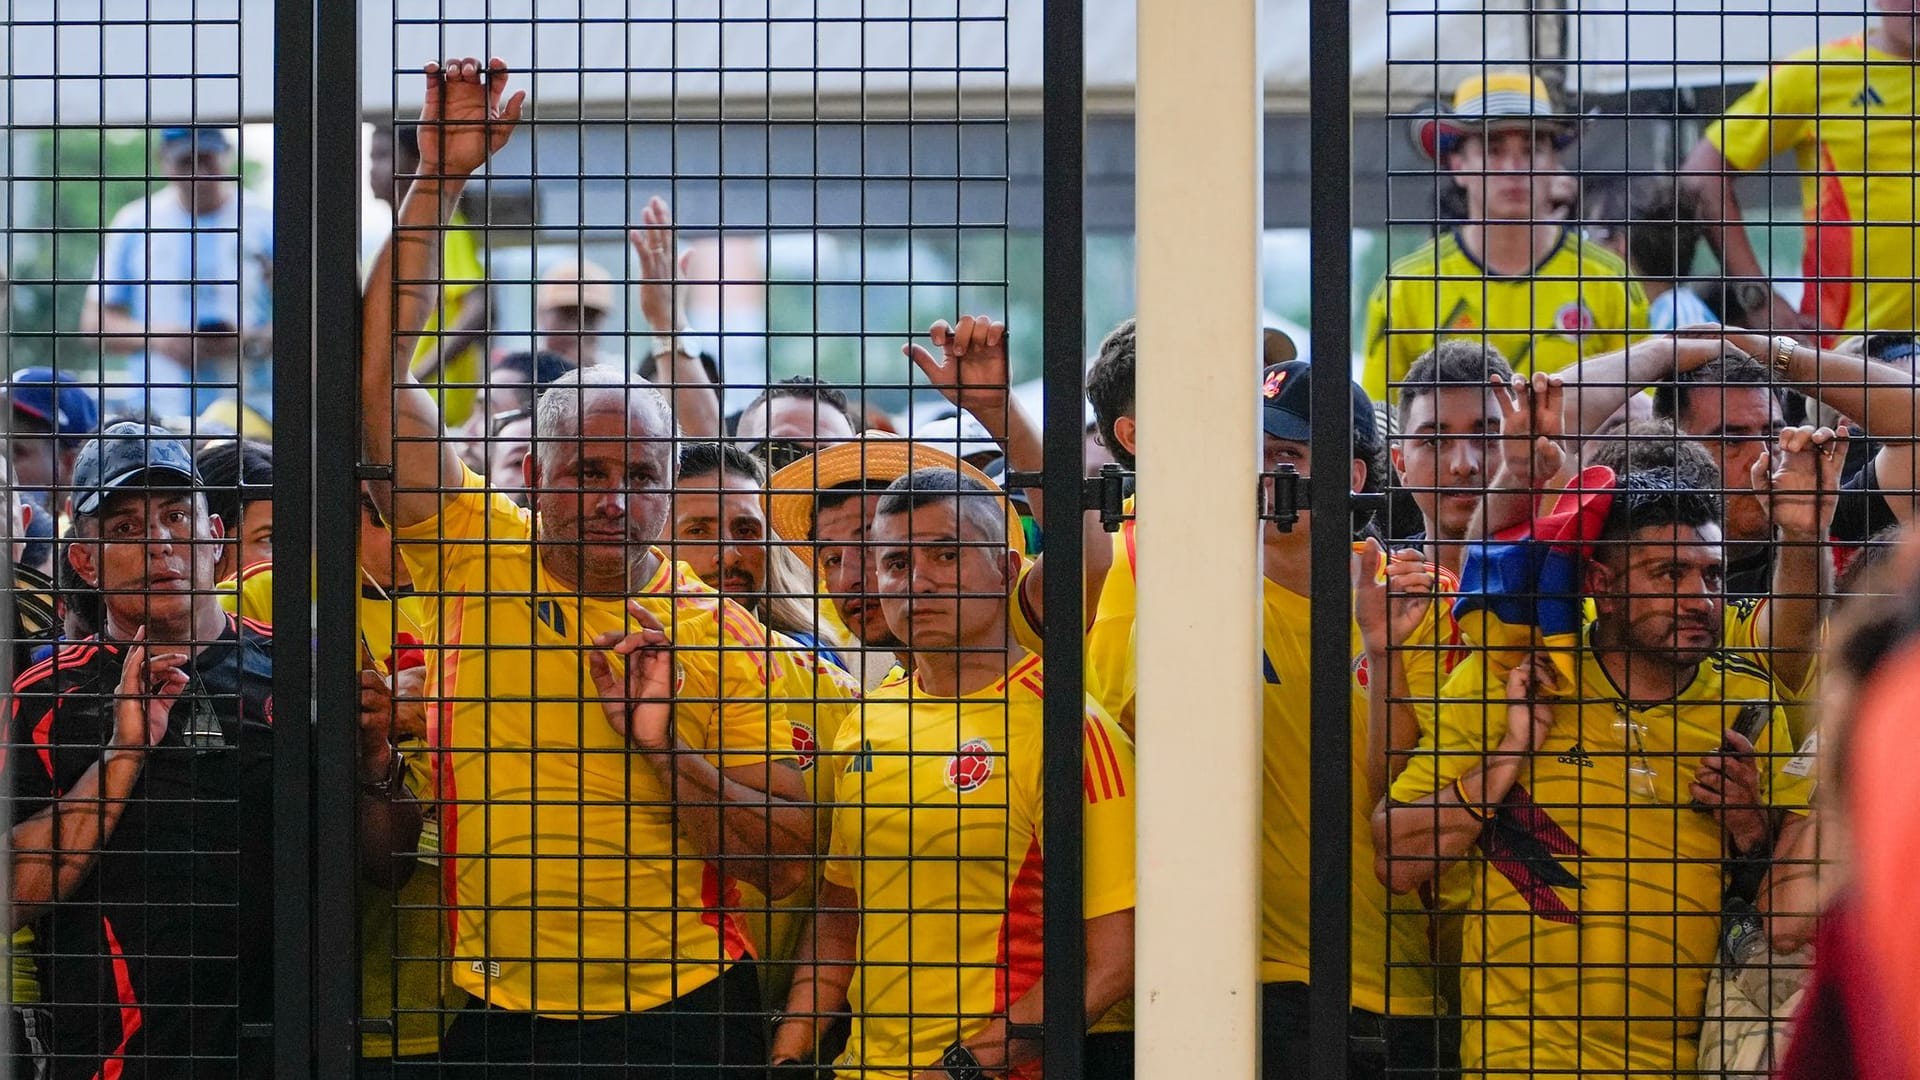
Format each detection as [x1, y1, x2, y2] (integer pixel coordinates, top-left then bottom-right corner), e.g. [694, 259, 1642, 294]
[1375, 432, 1837, 1078]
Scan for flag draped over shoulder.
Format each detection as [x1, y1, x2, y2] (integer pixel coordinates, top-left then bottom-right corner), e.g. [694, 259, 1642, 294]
[1453, 465, 1615, 687]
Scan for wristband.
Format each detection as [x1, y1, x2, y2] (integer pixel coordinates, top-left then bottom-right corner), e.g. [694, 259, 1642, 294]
[1453, 776, 1488, 823]
[1770, 335, 1798, 379]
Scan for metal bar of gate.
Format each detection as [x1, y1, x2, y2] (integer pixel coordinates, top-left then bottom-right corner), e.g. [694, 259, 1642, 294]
[1306, 0, 1357, 1071]
[1039, 0, 1088, 1076]
[312, 0, 364, 1074]
[1134, 0, 1264, 1074]
[271, 0, 318, 1072]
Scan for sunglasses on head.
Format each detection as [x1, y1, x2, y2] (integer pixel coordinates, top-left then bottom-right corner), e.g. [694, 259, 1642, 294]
[745, 437, 813, 472]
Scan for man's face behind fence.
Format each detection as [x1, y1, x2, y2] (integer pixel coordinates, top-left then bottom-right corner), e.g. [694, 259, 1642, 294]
[870, 496, 1014, 652]
[1589, 522, 1727, 666]
[814, 493, 898, 648]
[71, 491, 224, 633]
[529, 395, 673, 586]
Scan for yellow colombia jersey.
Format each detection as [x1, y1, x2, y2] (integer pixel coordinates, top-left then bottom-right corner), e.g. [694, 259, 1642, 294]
[1708, 38, 1920, 335]
[734, 633, 863, 1002]
[1262, 577, 1437, 1017]
[1083, 499, 1138, 737]
[824, 655, 1137, 1080]
[1387, 600, 1816, 1079]
[395, 466, 795, 1016]
[412, 212, 486, 429]
[356, 584, 459, 1059]
[1362, 228, 1649, 404]
[1010, 557, 1045, 659]
[215, 559, 276, 624]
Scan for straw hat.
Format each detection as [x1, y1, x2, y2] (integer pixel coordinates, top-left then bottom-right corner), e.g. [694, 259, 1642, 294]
[765, 434, 1027, 560]
[1415, 71, 1581, 161]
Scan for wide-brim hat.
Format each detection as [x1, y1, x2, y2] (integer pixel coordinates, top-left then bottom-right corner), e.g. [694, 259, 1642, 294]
[1414, 71, 1581, 161]
[766, 434, 1027, 561]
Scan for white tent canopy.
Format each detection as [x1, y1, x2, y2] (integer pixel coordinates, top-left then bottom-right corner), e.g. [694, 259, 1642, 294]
[2, 0, 1856, 127]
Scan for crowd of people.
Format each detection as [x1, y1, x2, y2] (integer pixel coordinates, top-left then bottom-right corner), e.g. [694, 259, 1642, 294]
[7, 16, 1920, 1080]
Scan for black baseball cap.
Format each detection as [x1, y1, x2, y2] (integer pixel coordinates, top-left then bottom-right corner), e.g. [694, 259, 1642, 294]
[70, 423, 200, 515]
[1260, 360, 1381, 462]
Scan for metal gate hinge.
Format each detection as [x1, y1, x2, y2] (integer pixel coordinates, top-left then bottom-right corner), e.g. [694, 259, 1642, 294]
[1002, 462, 1133, 533]
[1004, 1023, 1046, 1044]
[355, 463, 394, 481]
[1260, 464, 1388, 533]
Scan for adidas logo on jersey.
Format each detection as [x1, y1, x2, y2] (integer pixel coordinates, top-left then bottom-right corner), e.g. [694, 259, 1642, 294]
[1556, 742, 1596, 768]
[1855, 86, 1886, 108]
[845, 739, 875, 774]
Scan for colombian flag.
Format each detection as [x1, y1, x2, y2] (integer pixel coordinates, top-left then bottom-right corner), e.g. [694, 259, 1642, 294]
[1453, 466, 1615, 688]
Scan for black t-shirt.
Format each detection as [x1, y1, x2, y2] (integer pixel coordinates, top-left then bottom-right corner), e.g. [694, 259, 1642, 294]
[7, 616, 274, 1080]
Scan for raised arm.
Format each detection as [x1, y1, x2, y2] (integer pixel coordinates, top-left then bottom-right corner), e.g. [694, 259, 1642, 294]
[362, 57, 524, 530]
[1354, 540, 1435, 805]
[631, 195, 721, 439]
[770, 884, 860, 1066]
[1554, 334, 1730, 436]
[1753, 424, 1847, 694]
[905, 316, 1063, 624]
[1680, 140, 1817, 338]
[1471, 373, 1573, 542]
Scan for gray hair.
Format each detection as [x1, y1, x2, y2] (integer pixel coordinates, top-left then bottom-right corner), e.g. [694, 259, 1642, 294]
[873, 467, 1009, 551]
[532, 366, 678, 471]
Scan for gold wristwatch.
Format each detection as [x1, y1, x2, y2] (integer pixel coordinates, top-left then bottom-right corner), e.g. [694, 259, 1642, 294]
[1770, 335, 1798, 379]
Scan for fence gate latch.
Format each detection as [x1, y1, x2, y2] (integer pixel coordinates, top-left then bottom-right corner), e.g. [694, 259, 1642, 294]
[1004, 461, 1134, 533]
[1259, 464, 1388, 533]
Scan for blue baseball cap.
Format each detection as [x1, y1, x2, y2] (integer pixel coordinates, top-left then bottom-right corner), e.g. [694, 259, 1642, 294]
[4, 369, 100, 437]
[70, 423, 201, 515]
[159, 127, 231, 157]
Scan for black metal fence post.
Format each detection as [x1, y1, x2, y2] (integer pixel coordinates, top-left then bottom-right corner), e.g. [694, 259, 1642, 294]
[312, 0, 364, 1074]
[271, 0, 318, 1074]
[1040, 0, 1089, 1076]
[1307, 0, 1357, 1074]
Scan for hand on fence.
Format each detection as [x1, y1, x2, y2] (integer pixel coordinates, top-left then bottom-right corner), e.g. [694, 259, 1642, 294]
[1501, 653, 1559, 753]
[112, 629, 187, 756]
[357, 669, 401, 784]
[1755, 425, 1847, 539]
[1491, 371, 1567, 485]
[419, 56, 526, 180]
[906, 315, 1011, 419]
[589, 601, 678, 753]
[1354, 537, 1433, 656]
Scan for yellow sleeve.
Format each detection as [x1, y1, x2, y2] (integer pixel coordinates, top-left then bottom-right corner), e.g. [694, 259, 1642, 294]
[391, 465, 526, 589]
[1079, 705, 1138, 920]
[700, 599, 799, 771]
[1387, 656, 1499, 803]
[1757, 705, 1815, 813]
[1009, 558, 1046, 658]
[1083, 526, 1137, 737]
[820, 715, 871, 890]
[1362, 277, 1394, 403]
[1707, 59, 1816, 172]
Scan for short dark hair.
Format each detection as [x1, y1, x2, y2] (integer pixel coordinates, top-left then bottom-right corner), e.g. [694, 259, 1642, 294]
[195, 440, 273, 531]
[873, 467, 1007, 547]
[1395, 339, 1514, 428]
[1586, 175, 1705, 279]
[810, 479, 892, 540]
[740, 376, 858, 433]
[678, 441, 765, 485]
[1086, 319, 1137, 470]
[1583, 419, 1721, 488]
[1651, 351, 1781, 423]
[1596, 467, 1723, 552]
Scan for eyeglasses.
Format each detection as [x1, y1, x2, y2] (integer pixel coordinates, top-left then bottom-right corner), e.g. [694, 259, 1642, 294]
[489, 407, 533, 437]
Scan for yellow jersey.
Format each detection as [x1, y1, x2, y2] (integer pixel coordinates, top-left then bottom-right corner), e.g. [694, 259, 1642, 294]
[412, 213, 486, 428]
[1362, 228, 1649, 404]
[733, 633, 863, 1004]
[395, 467, 796, 1016]
[1083, 502, 1138, 737]
[1262, 577, 1438, 1016]
[823, 655, 1136, 1079]
[215, 559, 276, 625]
[1708, 38, 1920, 335]
[1387, 601, 1815, 1078]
